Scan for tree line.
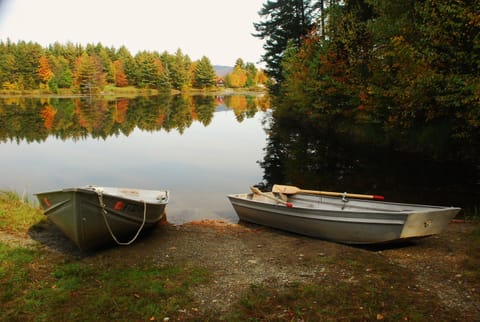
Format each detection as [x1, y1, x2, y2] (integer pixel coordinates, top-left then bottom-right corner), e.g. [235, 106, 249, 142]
[254, 0, 479, 138]
[0, 40, 268, 94]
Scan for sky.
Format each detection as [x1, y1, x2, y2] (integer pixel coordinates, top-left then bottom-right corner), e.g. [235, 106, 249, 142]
[0, 0, 266, 67]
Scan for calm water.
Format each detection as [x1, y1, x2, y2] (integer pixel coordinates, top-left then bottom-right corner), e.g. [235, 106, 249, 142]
[1, 94, 479, 224]
[0, 94, 268, 224]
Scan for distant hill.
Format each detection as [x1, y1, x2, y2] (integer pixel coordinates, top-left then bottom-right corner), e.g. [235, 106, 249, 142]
[214, 65, 233, 77]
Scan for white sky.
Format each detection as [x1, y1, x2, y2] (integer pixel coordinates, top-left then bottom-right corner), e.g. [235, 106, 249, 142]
[0, 0, 266, 66]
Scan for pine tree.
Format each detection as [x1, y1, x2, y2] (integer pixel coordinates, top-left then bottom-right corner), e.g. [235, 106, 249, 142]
[253, 0, 318, 85]
[169, 48, 192, 90]
[74, 52, 105, 94]
[194, 56, 216, 88]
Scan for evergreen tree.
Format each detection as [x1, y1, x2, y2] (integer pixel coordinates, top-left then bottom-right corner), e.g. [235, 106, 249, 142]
[194, 56, 216, 88]
[245, 62, 258, 87]
[169, 48, 192, 90]
[74, 52, 105, 94]
[253, 0, 318, 85]
[49, 55, 74, 89]
[12, 41, 43, 89]
[116, 46, 136, 86]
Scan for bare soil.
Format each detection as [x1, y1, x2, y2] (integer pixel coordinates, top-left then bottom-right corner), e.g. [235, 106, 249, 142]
[4, 219, 480, 320]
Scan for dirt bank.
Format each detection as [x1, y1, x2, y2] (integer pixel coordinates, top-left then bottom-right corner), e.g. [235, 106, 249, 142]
[11, 218, 476, 320]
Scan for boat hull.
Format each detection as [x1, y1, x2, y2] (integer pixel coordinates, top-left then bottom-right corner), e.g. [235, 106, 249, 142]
[35, 186, 169, 250]
[228, 192, 460, 244]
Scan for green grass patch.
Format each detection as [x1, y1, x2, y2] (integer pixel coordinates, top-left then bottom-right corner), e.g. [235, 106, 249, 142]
[0, 242, 211, 321]
[0, 190, 45, 233]
[0, 243, 37, 304]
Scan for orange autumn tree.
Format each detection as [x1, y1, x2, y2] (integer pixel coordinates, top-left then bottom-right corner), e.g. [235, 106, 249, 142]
[37, 55, 53, 88]
[113, 60, 128, 87]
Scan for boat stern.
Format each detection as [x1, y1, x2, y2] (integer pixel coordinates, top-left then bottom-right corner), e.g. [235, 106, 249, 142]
[400, 207, 461, 239]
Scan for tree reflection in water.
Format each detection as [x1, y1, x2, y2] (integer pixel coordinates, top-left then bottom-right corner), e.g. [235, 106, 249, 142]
[0, 93, 270, 143]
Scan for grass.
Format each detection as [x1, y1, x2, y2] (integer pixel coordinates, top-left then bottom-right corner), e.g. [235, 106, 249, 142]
[224, 256, 461, 321]
[0, 190, 45, 233]
[0, 242, 211, 321]
[0, 242, 211, 320]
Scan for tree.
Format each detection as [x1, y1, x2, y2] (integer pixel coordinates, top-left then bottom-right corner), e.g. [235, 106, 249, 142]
[97, 47, 115, 84]
[11, 41, 43, 89]
[194, 56, 216, 88]
[276, 0, 480, 139]
[134, 51, 170, 89]
[113, 60, 128, 87]
[168, 48, 192, 90]
[37, 55, 53, 85]
[49, 55, 74, 89]
[116, 46, 136, 86]
[74, 52, 105, 94]
[153, 57, 171, 90]
[0, 43, 18, 87]
[245, 62, 258, 87]
[253, 0, 318, 85]
[226, 65, 247, 88]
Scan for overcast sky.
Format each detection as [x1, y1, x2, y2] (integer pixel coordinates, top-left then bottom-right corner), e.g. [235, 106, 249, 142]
[0, 0, 266, 66]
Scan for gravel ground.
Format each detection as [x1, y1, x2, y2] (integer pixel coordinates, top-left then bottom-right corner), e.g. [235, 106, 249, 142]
[2, 219, 479, 319]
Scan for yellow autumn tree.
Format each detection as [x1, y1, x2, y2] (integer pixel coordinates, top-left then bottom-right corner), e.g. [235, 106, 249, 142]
[227, 66, 247, 88]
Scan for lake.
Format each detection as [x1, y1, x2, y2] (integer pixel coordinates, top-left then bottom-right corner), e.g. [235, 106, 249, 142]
[1, 94, 478, 223]
[0, 94, 269, 224]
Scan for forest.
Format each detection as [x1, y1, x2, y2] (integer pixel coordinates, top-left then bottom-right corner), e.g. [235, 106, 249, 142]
[254, 0, 479, 141]
[0, 40, 268, 94]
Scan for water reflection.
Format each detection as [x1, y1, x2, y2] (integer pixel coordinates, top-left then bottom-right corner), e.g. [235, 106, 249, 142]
[0, 94, 269, 224]
[0, 94, 269, 142]
[259, 114, 480, 217]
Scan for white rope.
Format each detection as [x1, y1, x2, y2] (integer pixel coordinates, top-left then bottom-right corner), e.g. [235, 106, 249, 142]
[95, 189, 147, 246]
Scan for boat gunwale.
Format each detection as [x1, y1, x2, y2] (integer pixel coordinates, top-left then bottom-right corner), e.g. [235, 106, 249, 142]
[227, 193, 461, 215]
[34, 186, 170, 205]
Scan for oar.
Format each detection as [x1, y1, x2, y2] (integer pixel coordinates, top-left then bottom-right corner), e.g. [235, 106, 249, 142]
[250, 186, 293, 208]
[272, 184, 385, 201]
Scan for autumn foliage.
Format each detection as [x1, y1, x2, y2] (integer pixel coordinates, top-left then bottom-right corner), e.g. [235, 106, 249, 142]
[37, 55, 53, 84]
[275, 0, 480, 138]
[0, 40, 268, 93]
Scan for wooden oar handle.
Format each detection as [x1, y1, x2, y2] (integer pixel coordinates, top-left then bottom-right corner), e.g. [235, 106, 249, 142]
[302, 189, 384, 201]
[272, 185, 384, 201]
